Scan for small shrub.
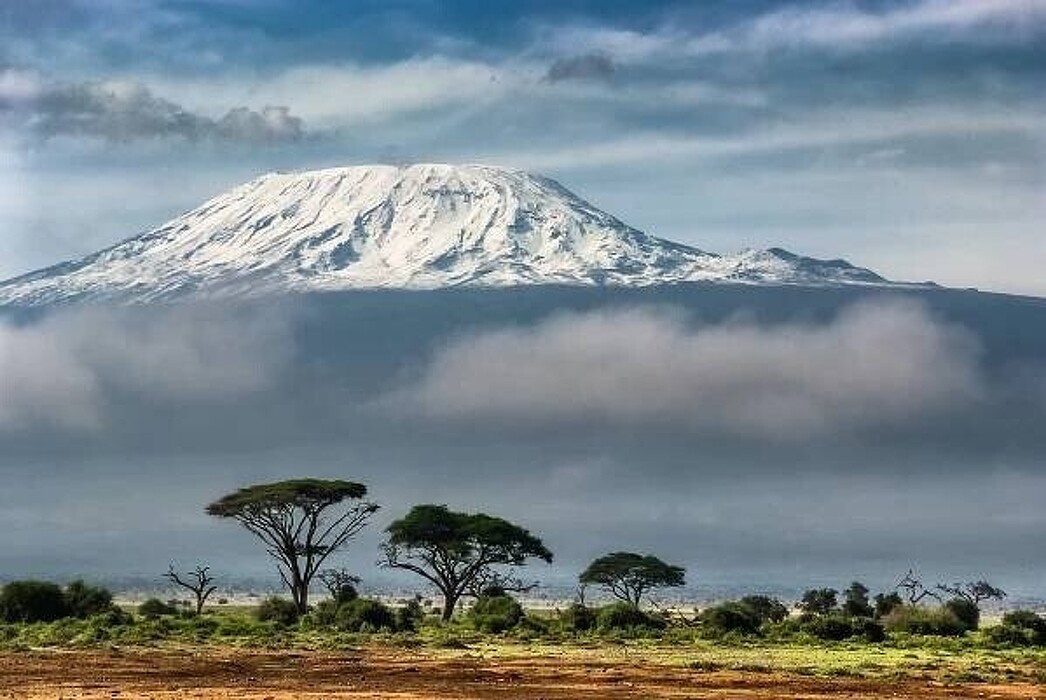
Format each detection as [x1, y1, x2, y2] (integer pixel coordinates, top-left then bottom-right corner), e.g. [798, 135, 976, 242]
[93, 608, 133, 627]
[468, 595, 523, 633]
[63, 581, 114, 619]
[335, 598, 396, 632]
[517, 615, 550, 634]
[560, 603, 597, 632]
[187, 615, 219, 639]
[255, 596, 299, 626]
[986, 610, 1046, 647]
[857, 617, 886, 642]
[331, 583, 359, 605]
[396, 597, 425, 632]
[944, 598, 980, 631]
[0, 581, 69, 622]
[739, 595, 789, 624]
[801, 613, 860, 641]
[596, 602, 665, 632]
[883, 605, 966, 637]
[702, 602, 762, 636]
[138, 598, 179, 618]
[304, 599, 339, 628]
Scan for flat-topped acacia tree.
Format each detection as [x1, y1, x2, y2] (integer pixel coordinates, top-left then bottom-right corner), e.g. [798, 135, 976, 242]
[207, 479, 378, 614]
[381, 504, 553, 621]
[579, 552, 685, 607]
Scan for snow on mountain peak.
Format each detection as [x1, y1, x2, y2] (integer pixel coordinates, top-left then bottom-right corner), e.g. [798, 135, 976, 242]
[0, 163, 891, 305]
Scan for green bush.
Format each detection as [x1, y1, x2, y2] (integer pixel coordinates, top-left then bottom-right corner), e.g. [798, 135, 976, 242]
[63, 581, 114, 619]
[93, 608, 133, 628]
[986, 610, 1046, 647]
[944, 598, 980, 631]
[396, 597, 425, 632]
[513, 614, 550, 637]
[800, 613, 860, 641]
[883, 605, 967, 637]
[304, 599, 339, 627]
[702, 602, 762, 636]
[0, 581, 69, 622]
[335, 598, 396, 632]
[596, 602, 665, 632]
[138, 598, 180, 618]
[468, 595, 523, 633]
[559, 603, 597, 632]
[255, 596, 300, 626]
[739, 595, 789, 624]
[873, 592, 903, 619]
[856, 617, 886, 642]
[799, 588, 838, 615]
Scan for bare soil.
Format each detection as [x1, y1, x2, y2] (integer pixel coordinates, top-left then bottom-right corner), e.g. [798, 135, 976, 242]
[0, 649, 1041, 699]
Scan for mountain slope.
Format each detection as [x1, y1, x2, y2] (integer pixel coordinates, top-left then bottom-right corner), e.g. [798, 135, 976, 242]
[0, 163, 892, 305]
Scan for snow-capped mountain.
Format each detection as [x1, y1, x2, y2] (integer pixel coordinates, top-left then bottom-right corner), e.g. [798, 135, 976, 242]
[0, 164, 894, 305]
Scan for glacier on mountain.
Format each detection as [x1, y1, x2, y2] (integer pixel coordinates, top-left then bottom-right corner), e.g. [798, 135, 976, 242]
[0, 164, 894, 305]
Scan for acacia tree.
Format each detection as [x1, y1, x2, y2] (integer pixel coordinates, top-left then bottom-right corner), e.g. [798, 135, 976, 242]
[207, 479, 378, 614]
[380, 504, 553, 621]
[165, 563, 217, 615]
[579, 552, 685, 607]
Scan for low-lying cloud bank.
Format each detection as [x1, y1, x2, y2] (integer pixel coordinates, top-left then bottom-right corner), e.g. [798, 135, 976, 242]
[0, 305, 293, 431]
[390, 301, 985, 440]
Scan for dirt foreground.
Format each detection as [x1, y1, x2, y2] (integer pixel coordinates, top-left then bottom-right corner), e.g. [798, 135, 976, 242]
[0, 648, 1042, 700]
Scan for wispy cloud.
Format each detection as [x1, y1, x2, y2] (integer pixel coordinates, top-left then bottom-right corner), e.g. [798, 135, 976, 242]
[486, 105, 1043, 171]
[552, 0, 1046, 60]
[709, 0, 1046, 52]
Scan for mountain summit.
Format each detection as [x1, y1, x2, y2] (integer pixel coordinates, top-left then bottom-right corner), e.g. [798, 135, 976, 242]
[0, 164, 892, 305]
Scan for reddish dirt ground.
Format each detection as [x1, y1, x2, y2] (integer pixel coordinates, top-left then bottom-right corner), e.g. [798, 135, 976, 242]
[0, 649, 1041, 699]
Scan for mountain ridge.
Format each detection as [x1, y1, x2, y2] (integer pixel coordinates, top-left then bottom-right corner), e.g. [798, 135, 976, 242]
[0, 163, 901, 305]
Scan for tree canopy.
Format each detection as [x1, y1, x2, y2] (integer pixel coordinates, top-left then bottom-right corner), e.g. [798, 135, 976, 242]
[579, 552, 685, 607]
[207, 478, 378, 613]
[381, 504, 552, 620]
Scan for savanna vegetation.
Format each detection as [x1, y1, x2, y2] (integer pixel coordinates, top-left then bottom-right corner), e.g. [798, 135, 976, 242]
[1, 477, 1043, 690]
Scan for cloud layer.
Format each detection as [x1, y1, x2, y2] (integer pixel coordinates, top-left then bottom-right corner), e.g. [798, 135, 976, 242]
[0, 305, 293, 430]
[393, 301, 983, 440]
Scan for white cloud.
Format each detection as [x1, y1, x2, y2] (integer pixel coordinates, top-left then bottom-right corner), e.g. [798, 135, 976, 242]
[725, 0, 1046, 52]
[0, 305, 292, 431]
[486, 105, 1042, 171]
[389, 301, 984, 440]
[552, 0, 1046, 59]
[148, 58, 522, 128]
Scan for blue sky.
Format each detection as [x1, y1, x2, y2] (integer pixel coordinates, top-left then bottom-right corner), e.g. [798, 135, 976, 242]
[1, 0, 1044, 293]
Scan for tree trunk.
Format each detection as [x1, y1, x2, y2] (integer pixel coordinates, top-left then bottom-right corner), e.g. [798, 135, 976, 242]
[441, 593, 459, 622]
[195, 596, 204, 616]
[293, 577, 309, 614]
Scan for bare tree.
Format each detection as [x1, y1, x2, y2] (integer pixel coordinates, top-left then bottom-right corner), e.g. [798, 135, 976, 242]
[574, 582, 588, 607]
[936, 581, 1006, 606]
[317, 568, 360, 602]
[165, 564, 218, 615]
[896, 569, 941, 605]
